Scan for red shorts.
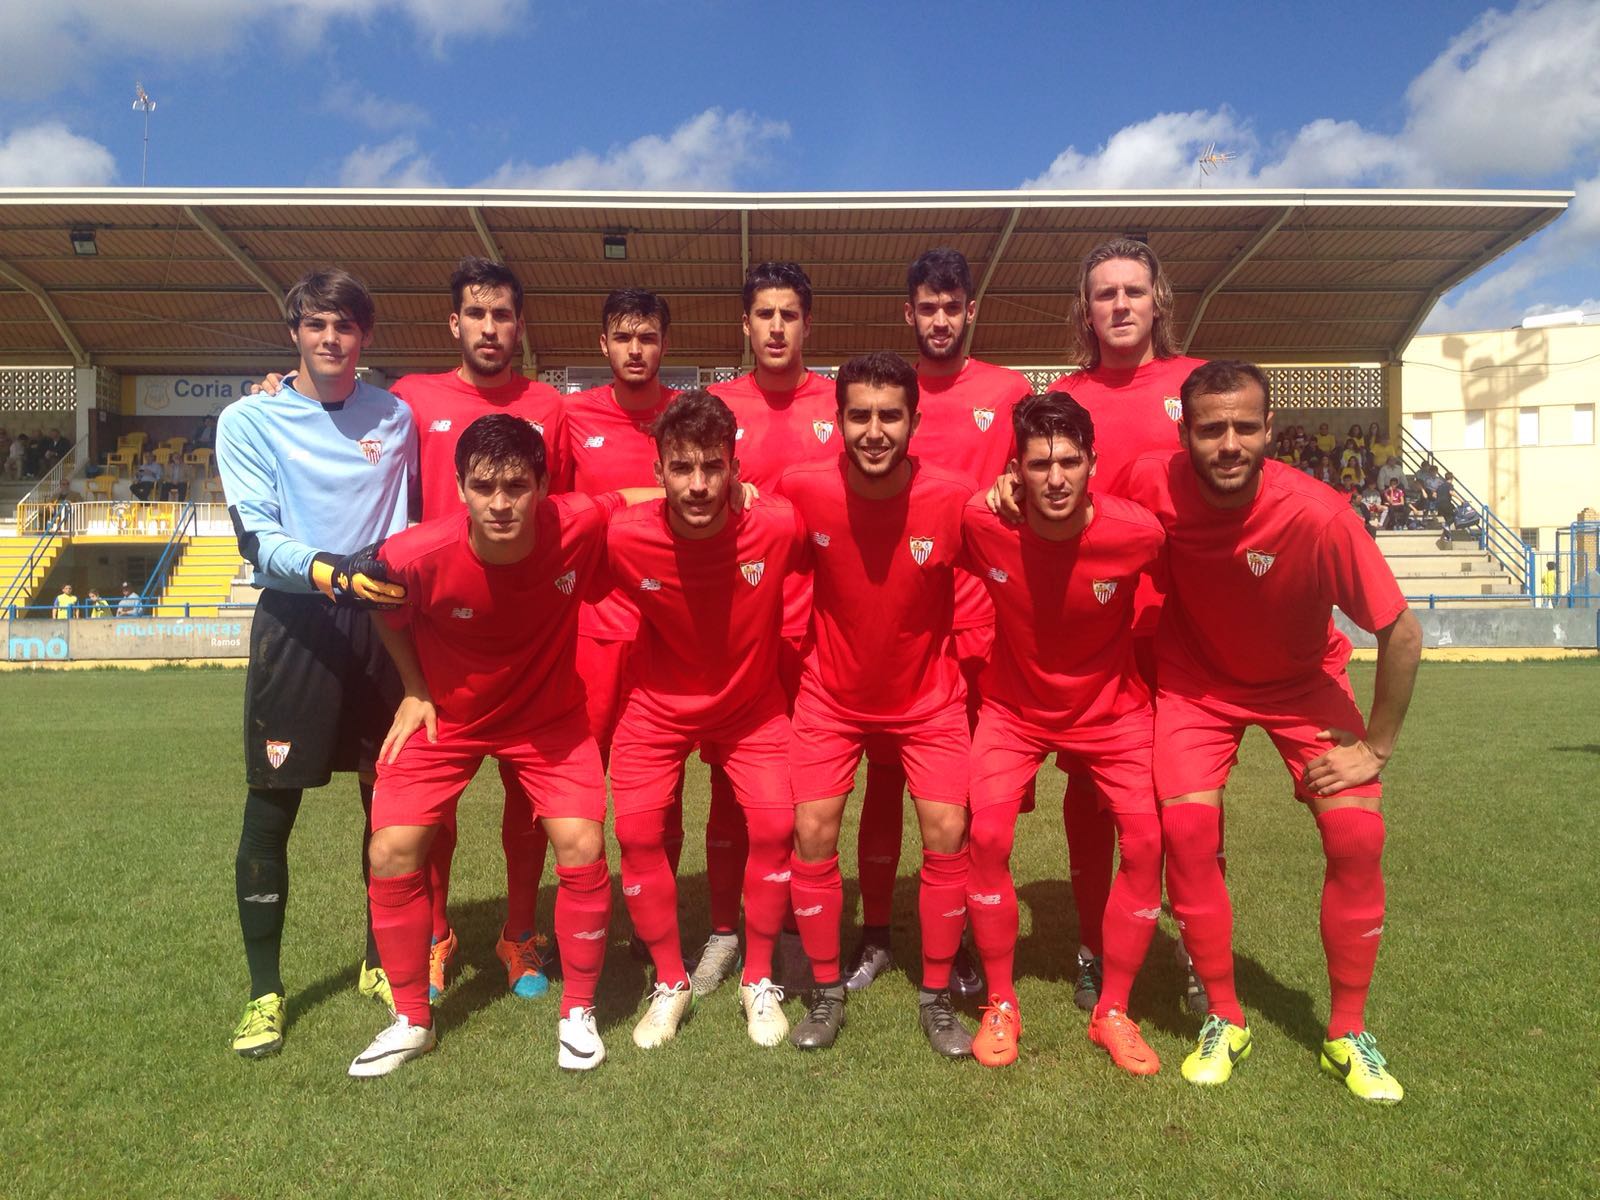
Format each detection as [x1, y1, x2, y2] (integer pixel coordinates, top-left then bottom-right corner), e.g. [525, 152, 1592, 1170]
[372, 709, 606, 829]
[576, 634, 631, 753]
[971, 703, 1155, 816]
[610, 702, 793, 817]
[789, 688, 970, 807]
[1153, 674, 1382, 802]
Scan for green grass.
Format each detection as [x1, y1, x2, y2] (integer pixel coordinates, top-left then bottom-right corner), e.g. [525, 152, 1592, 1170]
[3, 662, 1598, 1198]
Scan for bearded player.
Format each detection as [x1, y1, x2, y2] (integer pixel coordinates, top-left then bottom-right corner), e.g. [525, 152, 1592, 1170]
[960, 393, 1165, 1075]
[1121, 361, 1421, 1103]
[781, 352, 974, 1057]
[606, 390, 806, 1050]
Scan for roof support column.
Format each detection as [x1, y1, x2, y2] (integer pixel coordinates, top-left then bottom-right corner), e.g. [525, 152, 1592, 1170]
[1182, 205, 1294, 353]
[739, 209, 752, 370]
[964, 207, 1022, 358]
[184, 205, 286, 319]
[467, 207, 535, 376]
[0, 257, 89, 367]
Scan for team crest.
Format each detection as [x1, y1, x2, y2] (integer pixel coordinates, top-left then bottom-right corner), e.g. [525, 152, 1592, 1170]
[812, 419, 835, 443]
[554, 570, 576, 595]
[740, 559, 766, 587]
[358, 438, 382, 465]
[1246, 549, 1277, 577]
[264, 740, 291, 770]
[909, 537, 934, 566]
[1163, 395, 1182, 422]
[1092, 578, 1117, 605]
[972, 407, 995, 433]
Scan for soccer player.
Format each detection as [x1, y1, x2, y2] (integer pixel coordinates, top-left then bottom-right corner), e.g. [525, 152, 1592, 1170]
[960, 393, 1165, 1074]
[1121, 360, 1421, 1102]
[606, 391, 806, 1049]
[218, 268, 415, 1059]
[781, 352, 974, 1057]
[350, 414, 630, 1076]
[692, 262, 840, 995]
[841, 249, 1031, 995]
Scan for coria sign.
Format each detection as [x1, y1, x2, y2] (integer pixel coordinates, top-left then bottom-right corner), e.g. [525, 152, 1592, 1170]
[132, 376, 260, 416]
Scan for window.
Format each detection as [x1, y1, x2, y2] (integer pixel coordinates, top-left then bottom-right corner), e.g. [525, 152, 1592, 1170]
[1411, 413, 1432, 451]
[1518, 407, 1540, 446]
[1464, 410, 1485, 450]
[1574, 404, 1595, 445]
[1521, 528, 1540, 549]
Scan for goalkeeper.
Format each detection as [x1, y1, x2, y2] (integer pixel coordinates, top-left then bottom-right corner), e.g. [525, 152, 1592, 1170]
[215, 267, 418, 1059]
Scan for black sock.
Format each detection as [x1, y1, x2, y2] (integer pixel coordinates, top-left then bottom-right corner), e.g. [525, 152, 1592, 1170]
[862, 924, 891, 947]
[359, 779, 380, 968]
[236, 787, 302, 998]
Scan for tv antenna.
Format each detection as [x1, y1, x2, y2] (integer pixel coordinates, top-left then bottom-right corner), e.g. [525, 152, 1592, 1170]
[132, 82, 156, 186]
[1196, 142, 1235, 186]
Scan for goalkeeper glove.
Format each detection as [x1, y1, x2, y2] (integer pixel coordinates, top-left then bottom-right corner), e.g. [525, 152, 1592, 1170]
[309, 542, 406, 609]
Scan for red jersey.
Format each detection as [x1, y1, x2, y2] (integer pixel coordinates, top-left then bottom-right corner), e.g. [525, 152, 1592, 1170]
[960, 494, 1164, 728]
[378, 493, 619, 740]
[1121, 453, 1408, 704]
[392, 371, 569, 520]
[606, 496, 806, 725]
[780, 457, 968, 722]
[1047, 356, 1204, 497]
[563, 384, 679, 641]
[916, 358, 1032, 631]
[710, 371, 839, 638]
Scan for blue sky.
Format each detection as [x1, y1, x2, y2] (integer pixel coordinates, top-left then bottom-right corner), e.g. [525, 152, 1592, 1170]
[2, 0, 1596, 332]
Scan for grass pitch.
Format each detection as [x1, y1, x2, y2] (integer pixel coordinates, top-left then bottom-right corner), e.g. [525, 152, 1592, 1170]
[3, 662, 1598, 1198]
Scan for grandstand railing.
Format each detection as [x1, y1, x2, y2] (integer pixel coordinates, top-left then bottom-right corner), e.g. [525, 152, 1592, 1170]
[4, 600, 256, 620]
[0, 529, 62, 613]
[1397, 427, 1532, 594]
[13, 434, 90, 521]
[1549, 521, 1600, 608]
[14, 500, 231, 538]
[140, 502, 198, 605]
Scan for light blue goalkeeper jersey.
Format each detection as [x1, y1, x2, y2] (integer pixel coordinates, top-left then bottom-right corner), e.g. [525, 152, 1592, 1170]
[216, 377, 417, 592]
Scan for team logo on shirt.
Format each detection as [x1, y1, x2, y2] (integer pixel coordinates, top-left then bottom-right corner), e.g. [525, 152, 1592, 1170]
[622, 884, 642, 897]
[1163, 395, 1182, 422]
[554, 570, 576, 595]
[639, 578, 662, 591]
[740, 559, 766, 587]
[451, 607, 474, 619]
[812, 419, 835, 443]
[429, 419, 452, 433]
[811, 531, 831, 548]
[358, 438, 383, 464]
[908, 537, 934, 566]
[584, 435, 605, 449]
[525, 419, 545, 436]
[264, 740, 291, 770]
[735, 427, 746, 441]
[987, 567, 1008, 584]
[972, 407, 995, 433]
[1246, 549, 1277, 577]
[1092, 578, 1118, 604]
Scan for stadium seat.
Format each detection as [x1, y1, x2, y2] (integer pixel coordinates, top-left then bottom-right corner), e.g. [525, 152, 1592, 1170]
[87, 474, 116, 500]
[185, 448, 214, 476]
[103, 449, 136, 477]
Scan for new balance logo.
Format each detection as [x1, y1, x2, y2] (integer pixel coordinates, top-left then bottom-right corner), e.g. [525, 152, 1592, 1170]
[451, 607, 474, 619]
[987, 567, 1008, 583]
[968, 892, 1002, 906]
[941, 907, 967, 919]
[735, 427, 746, 441]
[429, 419, 452, 433]
[795, 904, 824, 917]
[622, 884, 642, 897]
[812, 531, 831, 548]
[571, 929, 606, 941]
[359, 438, 383, 465]
[639, 578, 662, 591]
[264, 740, 290, 769]
[243, 893, 281, 903]
[1246, 549, 1277, 577]
[584, 435, 605, 448]
[554, 570, 576, 595]
[1132, 906, 1163, 920]
[763, 869, 791, 883]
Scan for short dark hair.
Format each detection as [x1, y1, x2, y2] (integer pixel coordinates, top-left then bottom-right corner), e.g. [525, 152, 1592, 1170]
[454, 413, 547, 484]
[835, 351, 919, 416]
[285, 268, 375, 334]
[1179, 360, 1272, 422]
[450, 257, 524, 315]
[906, 248, 973, 299]
[602, 288, 671, 335]
[742, 261, 812, 316]
[653, 389, 738, 459]
[1013, 391, 1096, 459]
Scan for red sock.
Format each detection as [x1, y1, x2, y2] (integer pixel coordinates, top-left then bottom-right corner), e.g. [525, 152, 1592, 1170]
[554, 858, 611, 1016]
[664, 773, 686, 876]
[858, 761, 905, 927]
[1163, 802, 1244, 1026]
[368, 870, 431, 1026]
[498, 764, 547, 939]
[614, 809, 688, 988]
[789, 852, 843, 986]
[918, 847, 969, 990]
[705, 766, 748, 933]
[741, 806, 795, 984]
[1096, 811, 1162, 1017]
[967, 803, 1020, 1006]
[1317, 808, 1386, 1038]
[425, 818, 456, 944]
[1063, 774, 1114, 957]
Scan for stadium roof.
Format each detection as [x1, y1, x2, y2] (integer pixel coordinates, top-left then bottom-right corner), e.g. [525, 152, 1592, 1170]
[0, 186, 1571, 374]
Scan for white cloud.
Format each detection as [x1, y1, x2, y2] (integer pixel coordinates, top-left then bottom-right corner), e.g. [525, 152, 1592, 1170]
[0, 0, 530, 95]
[327, 82, 430, 134]
[337, 136, 444, 188]
[0, 123, 117, 185]
[478, 109, 790, 191]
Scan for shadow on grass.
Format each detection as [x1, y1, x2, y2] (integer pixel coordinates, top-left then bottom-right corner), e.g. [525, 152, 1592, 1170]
[1552, 744, 1600, 755]
[285, 963, 360, 1034]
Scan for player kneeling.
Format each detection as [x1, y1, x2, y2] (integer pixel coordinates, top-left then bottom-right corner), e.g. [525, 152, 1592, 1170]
[351, 415, 632, 1077]
[963, 393, 1165, 1073]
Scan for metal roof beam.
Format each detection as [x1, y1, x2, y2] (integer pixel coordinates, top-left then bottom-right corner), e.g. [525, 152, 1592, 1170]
[465, 207, 535, 374]
[183, 205, 286, 319]
[738, 208, 752, 370]
[965, 207, 1022, 358]
[1182, 206, 1294, 352]
[0, 257, 89, 366]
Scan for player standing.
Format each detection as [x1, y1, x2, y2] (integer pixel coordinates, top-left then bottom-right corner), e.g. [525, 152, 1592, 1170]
[350, 414, 627, 1075]
[781, 352, 974, 1057]
[606, 391, 806, 1049]
[218, 268, 415, 1058]
[960, 393, 1165, 1074]
[1121, 361, 1421, 1102]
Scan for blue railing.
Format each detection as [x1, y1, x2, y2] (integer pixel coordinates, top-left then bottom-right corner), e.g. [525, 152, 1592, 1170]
[140, 502, 199, 606]
[5, 600, 257, 620]
[0, 529, 63, 613]
[1397, 427, 1532, 593]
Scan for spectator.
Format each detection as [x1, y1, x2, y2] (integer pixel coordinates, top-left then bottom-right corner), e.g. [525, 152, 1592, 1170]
[48, 427, 72, 462]
[1316, 458, 1338, 488]
[1539, 560, 1558, 608]
[1416, 460, 1444, 513]
[1315, 421, 1335, 453]
[131, 452, 161, 500]
[1437, 472, 1457, 526]
[52, 583, 76, 619]
[157, 456, 189, 502]
[1349, 485, 1378, 538]
[1360, 481, 1386, 526]
[3, 434, 24, 481]
[1382, 479, 1409, 530]
[1366, 421, 1392, 460]
[22, 432, 46, 478]
[1377, 454, 1405, 490]
[85, 589, 111, 618]
[1339, 437, 1363, 473]
[1347, 422, 1365, 449]
[191, 415, 217, 449]
[0, 427, 9, 464]
[116, 582, 144, 617]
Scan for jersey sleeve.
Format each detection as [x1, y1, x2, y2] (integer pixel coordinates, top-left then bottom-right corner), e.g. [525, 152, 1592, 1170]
[956, 503, 986, 577]
[216, 407, 318, 593]
[1317, 507, 1409, 633]
[787, 500, 813, 575]
[376, 541, 417, 629]
[543, 404, 572, 495]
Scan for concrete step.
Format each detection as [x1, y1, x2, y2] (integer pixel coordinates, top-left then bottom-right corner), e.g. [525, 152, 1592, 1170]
[1399, 577, 1523, 596]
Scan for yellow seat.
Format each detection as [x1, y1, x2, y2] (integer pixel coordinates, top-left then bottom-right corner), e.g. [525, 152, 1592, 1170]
[103, 449, 135, 476]
[163, 437, 188, 453]
[118, 432, 148, 454]
[87, 474, 116, 499]
[185, 448, 214, 475]
[152, 447, 178, 466]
